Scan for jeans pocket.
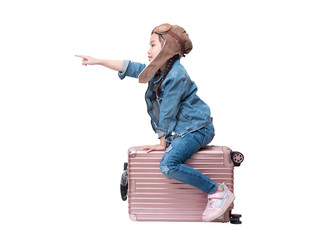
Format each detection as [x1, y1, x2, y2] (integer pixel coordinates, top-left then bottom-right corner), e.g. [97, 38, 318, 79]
[165, 145, 173, 153]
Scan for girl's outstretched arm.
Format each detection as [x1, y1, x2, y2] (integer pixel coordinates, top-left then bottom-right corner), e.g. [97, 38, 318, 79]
[75, 55, 123, 72]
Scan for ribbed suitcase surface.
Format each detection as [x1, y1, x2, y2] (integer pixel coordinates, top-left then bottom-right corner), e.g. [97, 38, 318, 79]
[127, 146, 237, 222]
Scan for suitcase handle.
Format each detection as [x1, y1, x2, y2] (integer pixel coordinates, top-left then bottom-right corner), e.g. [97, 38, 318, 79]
[120, 162, 128, 201]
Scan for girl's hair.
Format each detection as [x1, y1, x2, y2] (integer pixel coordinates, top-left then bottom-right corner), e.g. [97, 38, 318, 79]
[157, 54, 181, 95]
[158, 34, 165, 45]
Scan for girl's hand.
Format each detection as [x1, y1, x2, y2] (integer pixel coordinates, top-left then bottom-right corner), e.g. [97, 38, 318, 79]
[140, 136, 167, 153]
[140, 144, 166, 153]
[75, 55, 123, 71]
[75, 55, 98, 66]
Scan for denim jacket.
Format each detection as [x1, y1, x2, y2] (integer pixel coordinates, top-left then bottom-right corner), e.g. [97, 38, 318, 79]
[118, 59, 212, 143]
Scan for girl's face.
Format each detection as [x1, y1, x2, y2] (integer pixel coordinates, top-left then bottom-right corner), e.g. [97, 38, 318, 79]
[148, 33, 163, 62]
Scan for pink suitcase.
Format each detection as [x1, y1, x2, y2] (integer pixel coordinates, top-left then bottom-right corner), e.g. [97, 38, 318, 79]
[120, 145, 244, 223]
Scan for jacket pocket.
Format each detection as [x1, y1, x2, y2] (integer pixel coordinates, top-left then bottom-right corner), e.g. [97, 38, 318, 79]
[176, 110, 196, 133]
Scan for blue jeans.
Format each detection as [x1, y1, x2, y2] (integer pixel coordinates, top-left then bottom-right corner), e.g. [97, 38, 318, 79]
[160, 122, 217, 194]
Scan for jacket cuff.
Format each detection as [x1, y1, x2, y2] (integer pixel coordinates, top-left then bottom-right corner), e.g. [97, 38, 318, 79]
[118, 60, 130, 80]
[156, 130, 166, 139]
[157, 132, 166, 139]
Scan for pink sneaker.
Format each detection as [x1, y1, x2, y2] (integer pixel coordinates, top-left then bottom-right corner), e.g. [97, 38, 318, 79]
[202, 183, 235, 222]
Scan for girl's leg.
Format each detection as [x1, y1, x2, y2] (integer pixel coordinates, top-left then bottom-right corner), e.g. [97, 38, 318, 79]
[159, 123, 217, 194]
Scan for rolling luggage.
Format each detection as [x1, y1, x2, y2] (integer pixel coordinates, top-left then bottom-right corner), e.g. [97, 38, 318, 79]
[120, 145, 244, 223]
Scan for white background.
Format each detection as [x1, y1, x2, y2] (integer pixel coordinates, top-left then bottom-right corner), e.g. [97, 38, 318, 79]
[1, 0, 319, 239]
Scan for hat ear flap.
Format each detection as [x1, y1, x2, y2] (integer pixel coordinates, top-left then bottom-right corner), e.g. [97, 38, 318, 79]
[138, 40, 172, 83]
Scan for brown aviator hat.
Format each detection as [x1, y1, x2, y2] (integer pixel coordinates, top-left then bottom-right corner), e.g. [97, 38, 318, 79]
[138, 23, 193, 83]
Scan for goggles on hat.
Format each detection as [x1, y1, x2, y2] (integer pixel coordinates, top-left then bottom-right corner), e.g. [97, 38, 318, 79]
[153, 23, 172, 33]
[152, 23, 185, 56]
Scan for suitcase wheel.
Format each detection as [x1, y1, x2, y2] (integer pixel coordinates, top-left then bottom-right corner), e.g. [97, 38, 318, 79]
[120, 162, 128, 201]
[230, 213, 242, 224]
[120, 184, 128, 201]
[231, 151, 244, 166]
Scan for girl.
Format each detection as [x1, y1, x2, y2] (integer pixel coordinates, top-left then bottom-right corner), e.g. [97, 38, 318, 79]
[76, 23, 235, 222]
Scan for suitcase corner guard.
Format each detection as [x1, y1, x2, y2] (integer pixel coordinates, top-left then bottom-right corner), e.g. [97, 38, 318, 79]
[128, 148, 137, 158]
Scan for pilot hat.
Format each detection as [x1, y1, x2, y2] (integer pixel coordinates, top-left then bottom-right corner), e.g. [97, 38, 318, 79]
[138, 23, 193, 83]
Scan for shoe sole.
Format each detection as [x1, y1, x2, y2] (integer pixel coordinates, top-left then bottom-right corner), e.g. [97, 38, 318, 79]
[203, 194, 235, 222]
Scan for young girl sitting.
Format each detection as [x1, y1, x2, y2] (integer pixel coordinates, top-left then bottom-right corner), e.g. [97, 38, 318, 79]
[76, 23, 235, 222]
